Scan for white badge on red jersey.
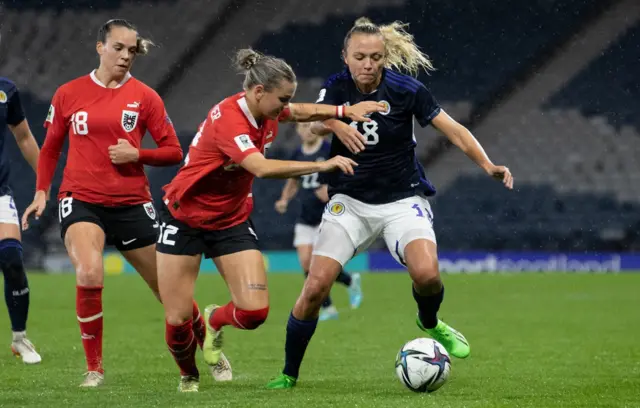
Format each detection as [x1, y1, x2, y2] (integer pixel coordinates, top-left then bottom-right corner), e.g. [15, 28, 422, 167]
[121, 110, 139, 133]
[234, 134, 256, 152]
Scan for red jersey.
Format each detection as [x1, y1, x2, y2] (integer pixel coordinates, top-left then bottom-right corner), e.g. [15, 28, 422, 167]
[37, 71, 182, 206]
[163, 92, 290, 230]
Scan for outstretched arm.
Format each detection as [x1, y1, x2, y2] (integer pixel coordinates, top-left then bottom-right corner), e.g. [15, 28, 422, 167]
[285, 101, 385, 123]
[431, 110, 513, 189]
[240, 152, 357, 179]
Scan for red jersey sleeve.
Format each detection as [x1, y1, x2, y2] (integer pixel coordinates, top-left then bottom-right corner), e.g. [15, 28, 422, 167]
[137, 89, 183, 166]
[277, 105, 291, 121]
[37, 88, 69, 192]
[214, 114, 260, 164]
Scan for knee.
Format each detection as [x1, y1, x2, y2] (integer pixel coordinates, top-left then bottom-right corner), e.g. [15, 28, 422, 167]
[165, 314, 191, 326]
[234, 306, 269, 330]
[0, 240, 27, 287]
[165, 302, 193, 326]
[410, 257, 441, 290]
[301, 272, 333, 306]
[75, 258, 104, 286]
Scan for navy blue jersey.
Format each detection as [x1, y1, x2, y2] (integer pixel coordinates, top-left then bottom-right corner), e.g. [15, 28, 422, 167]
[0, 78, 26, 191]
[316, 68, 440, 204]
[290, 140, 331, 226]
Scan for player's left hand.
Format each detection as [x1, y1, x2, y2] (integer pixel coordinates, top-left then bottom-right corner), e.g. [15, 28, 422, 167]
[346, 101, 387, 122]
[486, 165, 514, 189]
[108, 139, 139, 164]
[274, 199, 289, 214]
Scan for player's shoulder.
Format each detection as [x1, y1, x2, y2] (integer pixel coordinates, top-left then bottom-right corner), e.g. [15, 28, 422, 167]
[0, 77, 18, 92]
[383, 68, 426, 94]
[55, 73, 93, 96]
[130, 76, 161, 100]
[320, 139, 332, 153]
[289, 145, 302, 160]
[322, 69, 350, 89]
[206, 92, 252, 132]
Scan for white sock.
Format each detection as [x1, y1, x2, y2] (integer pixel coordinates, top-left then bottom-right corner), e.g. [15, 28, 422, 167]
[12, 331, 26, 342]
[322, 305, 338, 314]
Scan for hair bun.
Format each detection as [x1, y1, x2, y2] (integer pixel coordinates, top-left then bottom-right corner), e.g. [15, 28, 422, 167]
[235, 48, 262, 71]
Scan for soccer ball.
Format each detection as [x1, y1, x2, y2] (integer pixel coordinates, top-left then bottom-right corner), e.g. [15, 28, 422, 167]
[395, 338, 451, 393]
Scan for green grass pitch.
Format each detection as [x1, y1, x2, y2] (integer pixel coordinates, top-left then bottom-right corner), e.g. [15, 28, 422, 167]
[1, 273, 639, 407]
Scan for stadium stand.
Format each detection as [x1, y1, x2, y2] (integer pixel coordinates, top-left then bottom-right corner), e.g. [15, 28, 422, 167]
[431, 20, 640, 251]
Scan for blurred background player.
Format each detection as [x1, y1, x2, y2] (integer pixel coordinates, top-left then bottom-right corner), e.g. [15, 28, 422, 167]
[267, 17, 513, 389]
[157, 48, 382, 392]
[274, 122, 362, 321]
[0, 73, 41, 364]
[20, 19, 194, 387]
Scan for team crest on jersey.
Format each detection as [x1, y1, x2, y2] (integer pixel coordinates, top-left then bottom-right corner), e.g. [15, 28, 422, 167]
[378, 100, 391, 115]
[121, 110, 139, 132]
[143, 202, 156, 220]
[0, 91, 6, 103]
[328, 202, 345, 216]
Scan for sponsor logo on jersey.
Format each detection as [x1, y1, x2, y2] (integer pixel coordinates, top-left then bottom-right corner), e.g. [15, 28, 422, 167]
[143, 202, 156, 220]
[316, 88, 326, 103]
[0, 91, 7, 103]
[121, 110, 139, 132]
[379, 100, 391, 115]
[328, 202, 345, 216]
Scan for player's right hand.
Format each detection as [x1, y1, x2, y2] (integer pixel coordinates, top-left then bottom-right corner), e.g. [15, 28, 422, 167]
[321, 155, 358, 175]
[21, 190, 47, 230]
[274, 199, 289, 214]
[346, 101, 387, 122]
[331, 121, 367, 154]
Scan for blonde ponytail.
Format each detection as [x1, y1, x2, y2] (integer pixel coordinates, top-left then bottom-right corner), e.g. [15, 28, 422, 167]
[379, 21, 434, 76]
[344, 17, 434, 77]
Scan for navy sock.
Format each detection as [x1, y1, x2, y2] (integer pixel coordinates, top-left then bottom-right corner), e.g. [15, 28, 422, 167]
[283, 312, 318, 379]
[335, 270, 352, 287]
[0, 239, 29, 332]
[321, 294, 333, 308]
[413, 285, 444, 330]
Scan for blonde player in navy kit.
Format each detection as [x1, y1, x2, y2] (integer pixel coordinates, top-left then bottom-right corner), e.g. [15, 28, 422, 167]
[268, 17, 514, 389]
[275, 123, 362, 321]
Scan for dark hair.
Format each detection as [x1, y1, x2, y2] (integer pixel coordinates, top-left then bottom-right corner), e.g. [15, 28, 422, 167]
[234, 48, 296, 92]
[343, 17, 434, 76]
[97, 19, 154, 55]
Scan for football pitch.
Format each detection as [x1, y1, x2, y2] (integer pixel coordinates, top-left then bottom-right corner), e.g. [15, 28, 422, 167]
[1, 273, 639, 408]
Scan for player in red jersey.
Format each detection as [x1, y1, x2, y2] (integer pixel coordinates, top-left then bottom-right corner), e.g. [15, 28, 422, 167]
[157, 48, 384, 392]
[20, 19, 196, 388]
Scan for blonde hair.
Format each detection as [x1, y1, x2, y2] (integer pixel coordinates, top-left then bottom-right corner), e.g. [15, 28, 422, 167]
[235, 48, 297, 91]
[344, 17, 434, 77]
